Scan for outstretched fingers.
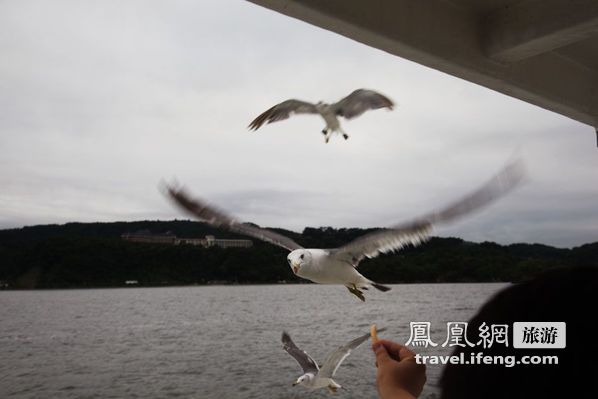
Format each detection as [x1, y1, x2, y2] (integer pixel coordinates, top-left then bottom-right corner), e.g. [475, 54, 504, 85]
[373, 339, 416, 363]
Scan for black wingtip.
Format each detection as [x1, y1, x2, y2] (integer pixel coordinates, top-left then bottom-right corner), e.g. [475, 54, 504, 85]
[158, 179, 180, 201]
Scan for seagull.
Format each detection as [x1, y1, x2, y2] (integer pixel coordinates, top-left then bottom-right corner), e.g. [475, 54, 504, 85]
[163, 160, 524, 301]
[282, 328, 386, 392]
[248, 89, 394, 143]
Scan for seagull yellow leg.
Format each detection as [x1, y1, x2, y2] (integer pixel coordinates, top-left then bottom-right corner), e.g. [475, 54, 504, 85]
[321, 127, 332, 143]
[346, 284, 365, 302]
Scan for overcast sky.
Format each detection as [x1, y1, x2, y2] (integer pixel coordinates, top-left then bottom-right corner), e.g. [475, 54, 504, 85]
[1, 0, 597, 247]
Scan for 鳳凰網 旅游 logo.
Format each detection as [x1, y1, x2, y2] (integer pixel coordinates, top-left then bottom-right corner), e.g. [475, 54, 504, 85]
[403, 321, 566, 349]
[405, 321, 565, 367]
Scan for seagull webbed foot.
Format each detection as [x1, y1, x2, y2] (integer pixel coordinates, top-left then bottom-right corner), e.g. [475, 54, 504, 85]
[346, 285, 365, 302]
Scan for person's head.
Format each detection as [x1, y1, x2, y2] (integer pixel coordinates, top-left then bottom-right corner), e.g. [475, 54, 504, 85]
[440, 266, 598, 399]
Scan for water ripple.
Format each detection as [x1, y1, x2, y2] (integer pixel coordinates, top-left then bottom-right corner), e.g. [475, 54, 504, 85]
[0, 284, 505, 398]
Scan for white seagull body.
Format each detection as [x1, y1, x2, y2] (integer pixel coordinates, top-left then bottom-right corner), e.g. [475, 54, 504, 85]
[285, 248, 393, 299]
[248, 89, 394, 143]
[282, 329, 385, 392]
[163, 160, 524, 301]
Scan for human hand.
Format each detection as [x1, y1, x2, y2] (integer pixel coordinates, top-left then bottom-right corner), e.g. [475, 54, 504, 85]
[373, 339, 426, 399]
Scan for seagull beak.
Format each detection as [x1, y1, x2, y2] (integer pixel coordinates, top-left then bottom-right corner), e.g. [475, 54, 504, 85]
[292, 380, 299, 386]
[292, 263, 300, 274]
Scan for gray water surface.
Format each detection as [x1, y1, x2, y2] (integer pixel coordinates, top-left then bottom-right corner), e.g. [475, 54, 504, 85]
[0, 283, 507, 398]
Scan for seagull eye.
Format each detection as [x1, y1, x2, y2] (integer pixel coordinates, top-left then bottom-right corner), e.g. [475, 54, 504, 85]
[300, 254, 304, 260]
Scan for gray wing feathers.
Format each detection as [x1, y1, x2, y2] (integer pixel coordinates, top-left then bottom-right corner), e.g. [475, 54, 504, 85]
[319, 328, 387, 378]
[333, 224, 432, 265]
[420, 159, 525, 226]
[248, 100, 318, 130]
[332, 89, 394, 120]
[282, 332, 319, 373]
[332, 160, 525, 265]
[164, 184, 303, 252]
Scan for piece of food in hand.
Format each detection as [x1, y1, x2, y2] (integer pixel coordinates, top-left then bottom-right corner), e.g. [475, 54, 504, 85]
[370, 324, 379, 343]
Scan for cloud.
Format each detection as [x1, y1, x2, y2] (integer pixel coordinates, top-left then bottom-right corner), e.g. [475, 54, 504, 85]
[1, 0, 597, 247]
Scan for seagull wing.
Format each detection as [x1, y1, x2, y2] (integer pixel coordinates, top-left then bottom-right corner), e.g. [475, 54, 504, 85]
[164, 184, 303, 252]
[319, 328, 387, 378]
[248, 99, 318, 130]
[331, 89, 394, 120]
[282, 331, 319, 373]
[330, 160, 525, 266]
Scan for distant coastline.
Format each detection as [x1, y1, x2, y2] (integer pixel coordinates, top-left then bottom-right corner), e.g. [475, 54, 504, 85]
[1, 220, 596, 289]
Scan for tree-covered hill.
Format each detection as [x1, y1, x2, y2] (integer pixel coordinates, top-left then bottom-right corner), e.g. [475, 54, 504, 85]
[0, 221, 596, 289]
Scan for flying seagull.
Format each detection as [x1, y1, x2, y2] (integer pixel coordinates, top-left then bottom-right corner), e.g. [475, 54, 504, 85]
[282, 328, 386, 392]
[248, 89, 394, 143]
[163, 160, 524, 301]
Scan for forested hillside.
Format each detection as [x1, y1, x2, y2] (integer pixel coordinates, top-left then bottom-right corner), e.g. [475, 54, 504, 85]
[1, 221, 596, 288]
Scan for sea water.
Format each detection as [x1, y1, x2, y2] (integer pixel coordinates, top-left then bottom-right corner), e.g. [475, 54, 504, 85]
[0, 283, 507, 398]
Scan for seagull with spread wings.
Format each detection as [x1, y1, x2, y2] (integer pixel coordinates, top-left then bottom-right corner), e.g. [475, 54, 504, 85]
[282, 329, 386, 392]
[163, 160, 524, 301]
[248, 89, 394, 143]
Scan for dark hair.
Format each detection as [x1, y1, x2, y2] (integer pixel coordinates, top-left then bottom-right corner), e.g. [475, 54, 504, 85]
[440, 267, 598, 399]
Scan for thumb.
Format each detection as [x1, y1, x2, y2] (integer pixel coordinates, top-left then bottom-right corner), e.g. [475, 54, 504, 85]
[373, 342, 391, 365]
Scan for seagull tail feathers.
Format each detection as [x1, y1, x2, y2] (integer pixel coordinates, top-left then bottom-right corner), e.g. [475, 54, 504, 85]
[371, 283, 391, 292]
